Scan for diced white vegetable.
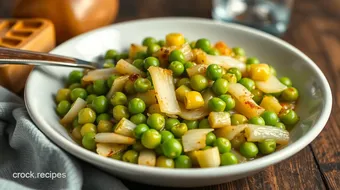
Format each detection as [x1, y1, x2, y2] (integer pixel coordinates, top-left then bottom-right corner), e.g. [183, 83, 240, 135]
[129, 44, 147, 59]
[228, 83, 253, 99]
[60, 98, 86, 124]
[230, 149, 247, 163]
[255, 75, 287, 93]
[208, 112, 231, 128]
[196, 147, 221, 168]
[138, 149, 156, 167]
[114, 118, 137, 137]
[96, 143, 127, 157]
[244, 124, 290, 145]
[106, 75, 129, 99]
[205, 55, 247, 73]
[82, 68, 117, 82]
[182, 129, 214, 152]
[186, 64, 207, 77]
[178, 43, 193, 61]
[148, 66, 181, 115]
[214, 125, 247, 140]
[178, 102, 209, 120]
[115, 59, 146, 77]
[95, 133, 136, 144]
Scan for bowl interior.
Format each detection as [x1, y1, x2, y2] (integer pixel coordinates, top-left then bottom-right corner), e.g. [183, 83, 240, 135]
[25, 18, 332, 187]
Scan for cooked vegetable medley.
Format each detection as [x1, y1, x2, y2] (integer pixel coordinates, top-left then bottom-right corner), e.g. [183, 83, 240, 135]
[55, 33, 299, 168]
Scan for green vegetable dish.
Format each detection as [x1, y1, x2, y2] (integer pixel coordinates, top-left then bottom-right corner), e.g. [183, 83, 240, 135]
[55, 33, 299, 168]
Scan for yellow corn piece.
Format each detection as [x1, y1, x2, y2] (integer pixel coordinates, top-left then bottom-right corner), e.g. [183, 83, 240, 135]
[250, 64, 270, 81]
[184, 91, 204, 109]
[148, 104, 162, 114]
[186, 151, 199, 166]
[192, 49, 207, 64]
[129, 44, 147, 59]
[175, 85, 191, 102]
[260, 95, 282, 114]
[166, 33, 185, 47]
[214, 41, 232, 56]
[208, 112, 231, 128]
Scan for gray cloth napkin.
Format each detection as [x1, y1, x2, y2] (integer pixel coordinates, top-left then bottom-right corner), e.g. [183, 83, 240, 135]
[0, 87, 128, 190]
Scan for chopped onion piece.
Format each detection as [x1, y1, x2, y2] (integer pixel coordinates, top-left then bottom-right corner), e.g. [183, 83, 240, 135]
[106, 75, 129, 99]
[148, 66, 181, 115]
[82, 68, 118, 82]
[178, 43, 193, 61]
[186, 64, 207, 77]
[230, 149, 247, 163]
[60, 98, 86, 124]
[95, 133, 136, 144]
[114, 118, 137, 137]
[178, 102, 209, 120]
[182, 129, 214, 152]
[129, 44, 147, 59]
[205, 55, 246, 73]
[208, 112, 231, 128]
[116, 59, 146, 77]
[96, 143, 127, 157]
[244, 124, 290, 145]
[214, 125, 247, 140]
[129, 90, 157, 106]
[196, 147, 221, 168]
[228, 83, 253, 99]
[255, 75, 287, 93]
[138, 149, 156, 167]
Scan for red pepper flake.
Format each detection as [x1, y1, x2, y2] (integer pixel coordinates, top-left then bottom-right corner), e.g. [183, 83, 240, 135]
[107, 150, 114, 157]
[129, 74, 139, 81]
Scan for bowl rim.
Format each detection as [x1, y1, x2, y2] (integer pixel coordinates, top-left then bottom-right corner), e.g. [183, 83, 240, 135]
[25, 17, 332, 178]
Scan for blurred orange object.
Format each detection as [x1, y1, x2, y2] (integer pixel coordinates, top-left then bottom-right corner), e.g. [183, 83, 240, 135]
[0, 18, 55, 93]
[13, 0, 119, 44]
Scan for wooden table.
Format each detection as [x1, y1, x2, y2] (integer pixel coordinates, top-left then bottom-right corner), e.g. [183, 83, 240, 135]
[116, 0, 340, 189]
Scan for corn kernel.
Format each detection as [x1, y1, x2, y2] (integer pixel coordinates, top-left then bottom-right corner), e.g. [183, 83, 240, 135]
[184, 91, 204, 109]
[250, 64, 270, 81]
[166, 33, 185, 47]
[260, 95, 282, 114]
[208, 112, 231, 128]
[175, 85, 191, 102]
[148, 104, 162, 114]
[214, 41, 232, 56]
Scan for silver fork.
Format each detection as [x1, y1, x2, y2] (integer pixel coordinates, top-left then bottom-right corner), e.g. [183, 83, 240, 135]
[0, 47, 99, 70]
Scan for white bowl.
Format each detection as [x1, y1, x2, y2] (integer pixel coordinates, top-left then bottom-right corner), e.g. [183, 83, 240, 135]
[25, 18, 332, 187]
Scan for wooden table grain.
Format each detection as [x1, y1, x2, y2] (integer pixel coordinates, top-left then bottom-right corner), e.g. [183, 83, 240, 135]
[115, 0, 340, 189]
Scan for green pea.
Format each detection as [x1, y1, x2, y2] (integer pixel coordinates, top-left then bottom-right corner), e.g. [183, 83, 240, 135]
[258, 139, 276, 155]
[208, 97, 226, 112]
[96, 113, 111, 124]
[176, 77, 190, 88]
[142, 37, 157, 47]
[189, 41, 196, 49]
[134, 124, 149, 139]
[104, 49, 118, 59]
[231, 114, 248, 125]
[214, 137, 231, 153]
[169, 61, 185, 77]
[147, 113, 165, 131]
[135, 51, 147, 60]
[86, 94, 97, 104]
[195, 38, 211, 52]
[165, 118, 180, 131]
[93, 79, 108, 95]
[261, 111, 279, 126]
[143, 57, 160, 70]
[86, 85, 94, 94]
[132, 141, 145, 152]
[124, 80, 136, 95]
[118, 52, 129, 60]
[72, 117, 80, 129]
[268, 66, 276, 76]
[227, 68, 242, 81]
[212, 78, 229, 95]
[162, 139, 182, 159]
[56, 100, 71, 116]
[190, 74, 208, 91]
[91, 95, 109, 114]
[232, 47, 245, 56]
[155, 145, 164, 156]
[160, 130, 175, 143]
[175, 155, 192, 168]
[112, 105, 129, 121]
[251, 89, 264, 104]
[171, 123, 188, 138]
[219, 94, 235, 111]
[80, 123, 97, 136]
[78, 108, 96, 124]
[103, 60, 115, 68]
[231, 134, 246, 149]
[249, 116, 265, 125]
[220, 152, 238, 166]
[70, 88, 88, 101]
[206, 48, 220, 55]
[183, 120, 199, 130]
[239, 78, 255, 91]
[240, 142, 258, 158]
[158, 40, 166, 47]
[110, 92, 127, 106]
[111, 152, 124, 160]
[169, 50, 185, 63]
[130, 113, 147, 125]
[68, 70, 83, 84]
[201, 146, 212, 150]
[279, 77, 292, 87]
[205, 132, 216, 146]
[141, 129, 161, 149]
[281, 87, 299, 102]
[107, 75, 119, 88]
[69, 83, 81, 90]
[147, 43, 161, 56]
[134, 78, 152, 93]
[122, 150, 139, 164]
[128, 98, 146, 114]
[222, 73, 237, 83]
[97, 120, 113, 133]
[56, 88, 71, 103]
[183, 61, 196, 70]
[279, 109, 299, 125]
[156, 156, 174, 168]
[275, 122, 286, 130]
[199, 118, 211, 128]
[82, 132, 96, 150]
[132, 59, 144, 71]
[246, 57, 260, 65]
[206, 64, 223, 81]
